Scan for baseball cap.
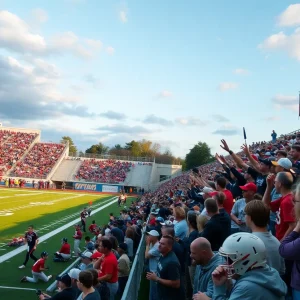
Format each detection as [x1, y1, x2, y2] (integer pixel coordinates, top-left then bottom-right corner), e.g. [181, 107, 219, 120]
[118, 242, 128, 252]
[62, 237, 68, 243]
[239, 183, 257, 193]
[90, 251, 102, 260]
[68, 268, 81, 280]
[272, 158, 292, 170]
[56, 273, 71, 287]
[160, 220, 173, 226]
[258, 157, 275, 166]
[41, 251, 48, 257]
[146, 230, 160, 237]
[155, 217, 164, 223]
[200, 187, 214, 195]
[80, 251, 93, 259]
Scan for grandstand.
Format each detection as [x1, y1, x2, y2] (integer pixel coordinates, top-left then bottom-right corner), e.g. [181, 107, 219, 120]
[0, 126, 182, 192]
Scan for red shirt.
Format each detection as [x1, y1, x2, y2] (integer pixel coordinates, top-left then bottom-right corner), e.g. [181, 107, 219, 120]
[149, 218, 156, 226]
[270, 193, 295, 241]
[89, 224, 97, 234]
[73, 229, 82, 240]
[59, 243, 70, 254]
[98, 252, 118, 283]
[32, 258, 45, 273]
[223, 189, 234, 215]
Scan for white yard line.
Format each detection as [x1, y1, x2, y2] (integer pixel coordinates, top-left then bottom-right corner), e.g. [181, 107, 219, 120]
[0, 286, 36, 291]
[0, 196, 118, 263]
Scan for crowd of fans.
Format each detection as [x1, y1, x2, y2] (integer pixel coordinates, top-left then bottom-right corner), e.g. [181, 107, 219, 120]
[75, 159, 133, 183]
[0, 131, 37, 176]
[124, 129, 300, 300]
[11, 143, 65, 179]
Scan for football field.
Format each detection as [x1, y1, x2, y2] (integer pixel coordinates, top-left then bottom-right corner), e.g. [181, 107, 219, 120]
[0, 188, 131, 299]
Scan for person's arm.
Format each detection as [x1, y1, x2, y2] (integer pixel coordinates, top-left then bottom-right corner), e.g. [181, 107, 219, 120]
[220, 140, 249, 170]
[98, 273, 112, 282]
[279, 222, 300, 260]
[230, 203, 242, 225]
[262, 174, 275, 209]
[229, 167, 246, 185]
[146, 272, 180, 288]
[241, 144, 260, 172]
[93, 255, 104, 270]
[280, 223, 296, 241]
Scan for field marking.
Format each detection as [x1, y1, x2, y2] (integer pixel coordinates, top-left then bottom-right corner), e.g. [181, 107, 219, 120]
[0, 188, 102, 196]
[0, 196, 118, 263]
[0, 285, 36, 291]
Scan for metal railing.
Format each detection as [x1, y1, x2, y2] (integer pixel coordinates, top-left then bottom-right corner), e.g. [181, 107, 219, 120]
[121, 227, 147, 300]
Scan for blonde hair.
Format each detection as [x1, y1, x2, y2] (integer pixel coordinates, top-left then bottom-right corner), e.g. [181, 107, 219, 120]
[174, 206, 186, 220]
[197, 214, 208, 232]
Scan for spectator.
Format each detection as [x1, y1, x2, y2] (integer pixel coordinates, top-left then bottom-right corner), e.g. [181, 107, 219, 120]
[279, 181, 300, 300]
[85, 236, 95, 252]
[146, 235, 182, 300]
[244, 200, 285, 275]
[145, 230, 160, 300]
[262, 172, 296, 241]
[124, 227, 134, 261]
[77, 271, 100, 300]
[89, 268, 110, 300]
[117, 242, 130, 297]
[230, 182, 257, 233]
[38, 273, 77, 300]
[173, 206, 188, 240]
[212, 233, 287, 299]
[73, 224, 82, 256]
[79, 252, 94, 271]
[271, 130, 277, 143]
[214, 176, 234, 215]
[200, 198, 231, 251]
[68, 268, 81, 298]
[190, 237, 224, 299]
[97, 239, 119, 300]
[110, 222, 124, 245]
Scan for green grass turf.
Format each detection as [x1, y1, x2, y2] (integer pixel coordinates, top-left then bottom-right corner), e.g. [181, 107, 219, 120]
[0, 189, 114, 254]
[0, 191, 136, 300]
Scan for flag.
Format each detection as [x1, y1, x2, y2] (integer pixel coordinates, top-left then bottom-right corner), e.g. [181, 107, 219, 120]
[243, 127, 247, 140]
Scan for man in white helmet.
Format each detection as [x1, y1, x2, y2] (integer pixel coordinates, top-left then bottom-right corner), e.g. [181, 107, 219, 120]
[212, 232, 287, 300]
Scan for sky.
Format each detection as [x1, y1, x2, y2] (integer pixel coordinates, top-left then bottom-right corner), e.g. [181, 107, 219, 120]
[0, 0, 300, 158]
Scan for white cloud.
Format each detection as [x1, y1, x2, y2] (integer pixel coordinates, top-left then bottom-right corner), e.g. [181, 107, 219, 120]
[264, 116, 281, 121]
[212, 114, 230, 122]
[158, 90, 173, 98]
[218, 82, 238, 91]
[119, 11, 128, 23]
[143, 115, 173, 127]
[233, 68, 249, 75]
[175, 117, 206, 127]
[0, 10, 105, 59]
[278, 4, 300, 27]
[259, 28, 300, 61]
[271, 94, 298, 112]
[30, 8, 48, 24]
[106, 46, 115, 55]
[212, 125, 239, 136]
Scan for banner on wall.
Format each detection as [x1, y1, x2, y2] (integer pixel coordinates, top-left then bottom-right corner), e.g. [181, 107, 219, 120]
[102, 185, 119, 193]
[74, 183, 97, 191]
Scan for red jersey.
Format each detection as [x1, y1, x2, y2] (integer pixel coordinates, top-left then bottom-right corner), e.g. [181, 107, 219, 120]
[89, 224, 97, 234]
[149, 218, 156, 226]
[32, 258, 45, 273]
[270, 193, 295, 241]
[59, 243, 71, 254]
[223, 189, 234, 215]
[73, 229, 82, 240]
[98, 252, 118, 283]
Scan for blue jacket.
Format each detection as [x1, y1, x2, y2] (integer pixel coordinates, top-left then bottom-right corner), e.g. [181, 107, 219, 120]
[213, 265, 287, 300]
[193, 253, 224, 298]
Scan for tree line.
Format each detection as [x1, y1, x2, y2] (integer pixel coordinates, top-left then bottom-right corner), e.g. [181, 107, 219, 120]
[61, 136, 214, 170]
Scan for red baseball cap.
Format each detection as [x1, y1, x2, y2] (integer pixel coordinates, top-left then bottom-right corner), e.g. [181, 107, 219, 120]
[90, 251, 102, 259]
[239, 183, 257, 193]
[208, 191, 218, 197]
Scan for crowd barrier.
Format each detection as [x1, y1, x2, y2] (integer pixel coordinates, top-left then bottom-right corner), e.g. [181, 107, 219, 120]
[121, 225, 147, 300]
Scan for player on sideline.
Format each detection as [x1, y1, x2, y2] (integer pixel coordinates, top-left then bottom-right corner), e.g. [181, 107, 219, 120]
[80, 208, 87, 232]
[21, 251, 52, 283]
[19, 225, 39, 269]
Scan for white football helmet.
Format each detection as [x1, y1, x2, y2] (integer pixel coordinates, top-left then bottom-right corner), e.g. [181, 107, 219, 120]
[219, 232, 267, 278]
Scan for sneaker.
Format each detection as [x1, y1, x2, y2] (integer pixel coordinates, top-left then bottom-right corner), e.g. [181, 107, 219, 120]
[48, 275, 52, 280]
[20, 276, 27, 282]
[18, 265, 25, 269]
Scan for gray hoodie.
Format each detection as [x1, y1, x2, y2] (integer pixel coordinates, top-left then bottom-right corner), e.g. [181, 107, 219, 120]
[193, 252, 224, 298]
[213, 265, 287, 300]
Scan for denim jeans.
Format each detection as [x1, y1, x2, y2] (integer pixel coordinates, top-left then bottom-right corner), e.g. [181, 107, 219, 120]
[149, 280, 158, 300]
[107, 282, 119, 300]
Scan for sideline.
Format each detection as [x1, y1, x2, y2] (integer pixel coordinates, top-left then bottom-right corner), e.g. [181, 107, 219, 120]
[0, 197, 118, 264]
[0, 286, 36, 291]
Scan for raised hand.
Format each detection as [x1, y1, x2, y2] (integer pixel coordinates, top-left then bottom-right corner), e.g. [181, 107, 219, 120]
[212, 266, 228, 286]
[266, 174, 275, 186]
[220, 140, 230, 153]
[241, 144, 250, 156]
